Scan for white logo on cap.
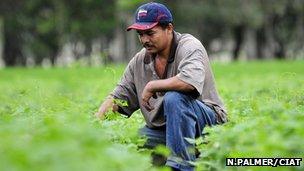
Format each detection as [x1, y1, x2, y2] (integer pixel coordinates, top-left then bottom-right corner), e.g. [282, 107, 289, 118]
[137, 9, 147, 20]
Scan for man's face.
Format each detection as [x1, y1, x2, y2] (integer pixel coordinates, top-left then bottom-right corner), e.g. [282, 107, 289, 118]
[137, 25, 172, 54]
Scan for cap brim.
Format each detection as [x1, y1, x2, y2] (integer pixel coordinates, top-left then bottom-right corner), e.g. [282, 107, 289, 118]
[127, 22, 158, 31]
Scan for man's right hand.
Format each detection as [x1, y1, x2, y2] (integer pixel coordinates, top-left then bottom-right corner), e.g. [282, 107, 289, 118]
[95, 96, 118, 120]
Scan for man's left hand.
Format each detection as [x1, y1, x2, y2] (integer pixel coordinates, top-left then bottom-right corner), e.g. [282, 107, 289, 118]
[142, 81, 155, 111]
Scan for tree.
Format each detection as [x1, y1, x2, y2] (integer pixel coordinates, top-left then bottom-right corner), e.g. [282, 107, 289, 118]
[0, 0, 26, 66]
[24, 0, 64, 65]
[65, 0, 117, 62]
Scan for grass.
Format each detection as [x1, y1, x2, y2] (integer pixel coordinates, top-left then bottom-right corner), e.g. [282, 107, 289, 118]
[0, 60, 303, 171]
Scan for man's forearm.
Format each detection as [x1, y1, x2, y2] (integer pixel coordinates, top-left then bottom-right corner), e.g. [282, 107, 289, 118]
[147, 76, 195, 93]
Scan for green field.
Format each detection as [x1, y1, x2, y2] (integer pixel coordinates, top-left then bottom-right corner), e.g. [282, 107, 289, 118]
[0, 61, 303, 171]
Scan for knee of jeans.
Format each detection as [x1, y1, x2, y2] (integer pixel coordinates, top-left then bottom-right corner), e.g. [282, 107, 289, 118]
[163, 91, 186, 106]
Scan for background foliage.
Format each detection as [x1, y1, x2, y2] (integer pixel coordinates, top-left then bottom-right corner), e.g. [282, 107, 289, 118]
[0, 0, 303, 66]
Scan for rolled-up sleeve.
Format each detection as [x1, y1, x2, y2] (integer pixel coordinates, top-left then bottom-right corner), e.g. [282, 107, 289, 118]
[110, 58, 139, 117]
[176, 48, 206, 96]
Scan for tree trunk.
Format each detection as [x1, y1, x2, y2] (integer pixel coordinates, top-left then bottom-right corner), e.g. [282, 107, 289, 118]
[3, 19, 24, 66]
[271, 14, 286, 60]
[232, 25, 245, 61]
[274, 41, 285, 59]
[256, 27, 266, 59]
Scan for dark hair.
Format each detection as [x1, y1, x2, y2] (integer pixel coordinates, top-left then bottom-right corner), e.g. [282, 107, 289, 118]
[158, 21, 173, 30]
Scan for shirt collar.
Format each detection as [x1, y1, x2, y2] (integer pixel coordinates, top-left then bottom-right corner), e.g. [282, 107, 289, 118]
[144, 31, 179, 64]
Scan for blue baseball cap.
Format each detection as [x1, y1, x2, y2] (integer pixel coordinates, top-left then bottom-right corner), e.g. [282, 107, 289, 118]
[127, 2, 173, 31]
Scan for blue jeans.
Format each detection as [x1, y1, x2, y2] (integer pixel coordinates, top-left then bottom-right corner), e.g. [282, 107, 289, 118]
[139, 91, 216, 171]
